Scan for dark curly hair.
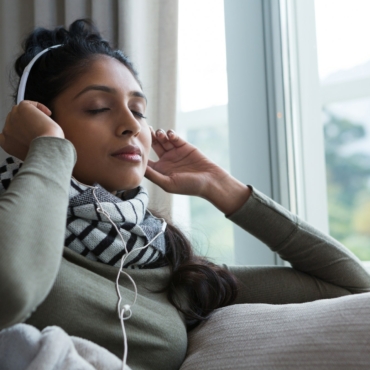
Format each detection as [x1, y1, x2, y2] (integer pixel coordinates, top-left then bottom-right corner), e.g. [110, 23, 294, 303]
[13, 19, 139, 106]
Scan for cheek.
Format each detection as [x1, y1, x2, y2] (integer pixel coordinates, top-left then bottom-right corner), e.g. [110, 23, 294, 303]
[62, 122, 100, 151]
[53, 117, 82, 144]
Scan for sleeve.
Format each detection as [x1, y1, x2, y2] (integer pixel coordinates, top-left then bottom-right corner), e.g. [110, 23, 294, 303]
[225, 186, 370, 305]
[0, 137, 76, 329]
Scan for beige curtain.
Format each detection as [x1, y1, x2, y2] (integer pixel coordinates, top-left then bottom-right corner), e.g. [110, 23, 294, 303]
[0, 0, 178, 216]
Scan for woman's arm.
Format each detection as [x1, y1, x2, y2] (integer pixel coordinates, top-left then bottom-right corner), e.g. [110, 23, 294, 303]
[226, 186, 370, 304]
[0, 137, 75, 329]
[0, 101, 74, 329]
[145, 130, 370, 301]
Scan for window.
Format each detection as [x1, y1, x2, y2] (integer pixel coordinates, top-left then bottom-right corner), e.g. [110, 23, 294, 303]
[280, 0, 370, 270]
[175, 0, 289, 267]
[175, 0, 370, 269]
[174, 0, 234, 265]
[315, 0, 370, 264]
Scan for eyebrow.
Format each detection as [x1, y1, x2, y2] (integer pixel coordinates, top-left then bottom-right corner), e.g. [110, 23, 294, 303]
[73, 84, 147, 103]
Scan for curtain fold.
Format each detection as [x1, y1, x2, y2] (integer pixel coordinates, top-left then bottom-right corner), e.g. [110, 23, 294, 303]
[0, 0, 178, 216]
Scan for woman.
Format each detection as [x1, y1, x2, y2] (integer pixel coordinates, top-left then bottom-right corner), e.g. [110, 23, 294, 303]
[0, 19, 369, 370]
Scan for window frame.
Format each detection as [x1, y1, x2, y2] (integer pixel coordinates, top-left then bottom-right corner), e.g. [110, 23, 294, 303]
[176, 0, 332, 267]
[224, 0, 297, 266]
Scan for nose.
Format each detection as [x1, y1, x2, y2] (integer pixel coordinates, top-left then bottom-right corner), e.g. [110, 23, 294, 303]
[115, 109, 141, 137]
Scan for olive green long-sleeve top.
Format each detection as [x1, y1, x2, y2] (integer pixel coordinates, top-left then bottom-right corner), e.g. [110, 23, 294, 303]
[1, 137, 370, 370]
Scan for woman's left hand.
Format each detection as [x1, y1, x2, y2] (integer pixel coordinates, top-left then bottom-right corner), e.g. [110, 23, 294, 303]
[145, 129, 251, 215]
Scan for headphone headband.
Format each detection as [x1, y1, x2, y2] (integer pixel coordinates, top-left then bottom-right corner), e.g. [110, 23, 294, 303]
[16, 44, 63, 105]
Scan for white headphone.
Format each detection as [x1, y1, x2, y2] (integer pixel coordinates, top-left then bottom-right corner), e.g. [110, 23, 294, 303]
[16, 44, 63, 104]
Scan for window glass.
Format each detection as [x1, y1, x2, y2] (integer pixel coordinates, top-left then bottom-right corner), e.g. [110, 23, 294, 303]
[315, 0, 370, 261]
[315, 0, 370, 83]
[178, 0, 228, 111]
[175, 0, 234, 265]
[323, 99, 370, 259]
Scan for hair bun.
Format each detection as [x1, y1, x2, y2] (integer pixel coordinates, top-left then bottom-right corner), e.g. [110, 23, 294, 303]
[15, 19, 104, 77]
[68, 18, 103, 42]
[15, 26, 67, 77]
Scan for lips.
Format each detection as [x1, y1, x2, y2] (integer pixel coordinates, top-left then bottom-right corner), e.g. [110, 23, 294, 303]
[111, 145, 142, 157]
[111, 145, 142, 162]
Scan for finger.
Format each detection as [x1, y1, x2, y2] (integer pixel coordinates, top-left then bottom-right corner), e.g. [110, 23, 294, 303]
[35, 102, 52, 116]
[167, 130, 187, 148]
[150, 127, 165, 157]
[156, 129, 175, 151]
[22, 100, 52, 116]
[145, 165, 172, 192]
[147, 159, 156, 168]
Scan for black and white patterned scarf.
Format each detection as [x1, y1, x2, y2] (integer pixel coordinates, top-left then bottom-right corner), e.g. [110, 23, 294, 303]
[0, 156, 166, 269]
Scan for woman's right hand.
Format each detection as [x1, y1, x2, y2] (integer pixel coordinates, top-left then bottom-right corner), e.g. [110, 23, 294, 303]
[0, 100, 64, 161]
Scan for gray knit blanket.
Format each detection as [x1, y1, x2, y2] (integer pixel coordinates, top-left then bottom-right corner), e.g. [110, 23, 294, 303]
[0, 323, 127, 370]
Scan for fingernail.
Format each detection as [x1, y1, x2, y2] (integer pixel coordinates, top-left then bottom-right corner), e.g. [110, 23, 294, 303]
[156, 129, 165, 136]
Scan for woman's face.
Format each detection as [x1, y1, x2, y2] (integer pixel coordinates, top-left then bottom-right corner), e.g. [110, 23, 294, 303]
[52, 56, 151, 192]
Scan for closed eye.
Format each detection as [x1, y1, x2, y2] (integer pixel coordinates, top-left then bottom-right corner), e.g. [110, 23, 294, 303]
[132, 110, 147, 119]
[87, 108, 110, 115]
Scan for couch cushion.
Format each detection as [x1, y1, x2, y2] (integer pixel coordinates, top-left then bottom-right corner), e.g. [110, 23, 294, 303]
[180, 293, 370, 370]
